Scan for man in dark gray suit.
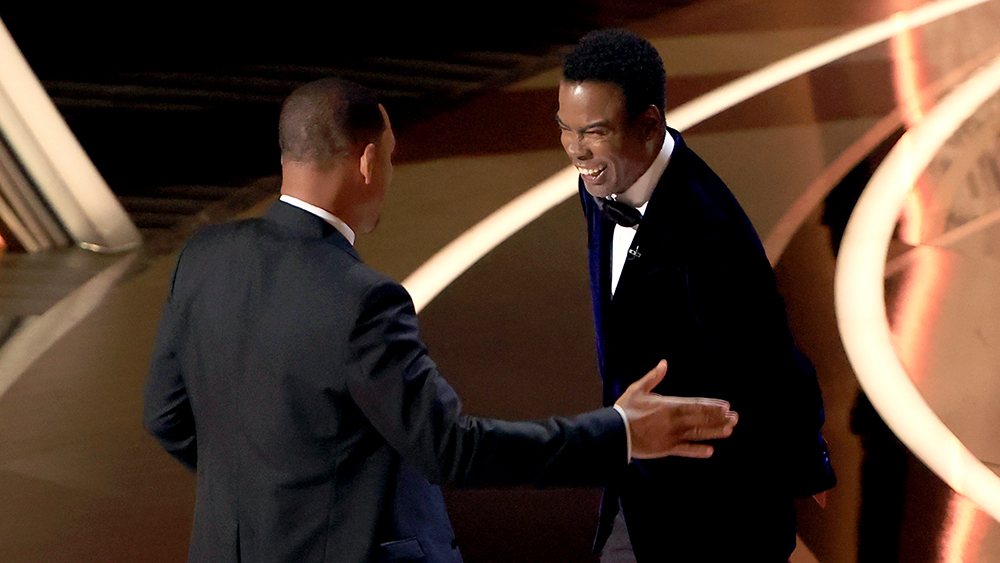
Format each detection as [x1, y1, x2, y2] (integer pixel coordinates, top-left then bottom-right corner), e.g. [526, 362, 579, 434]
[144, 78, 739, 563]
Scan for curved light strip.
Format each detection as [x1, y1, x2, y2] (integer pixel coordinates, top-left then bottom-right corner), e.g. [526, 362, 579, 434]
[402, 0, 991, 312]
[667, 0, 986, 132]
[835, 51, 1000, 523]
[763, 27, 1000, 265]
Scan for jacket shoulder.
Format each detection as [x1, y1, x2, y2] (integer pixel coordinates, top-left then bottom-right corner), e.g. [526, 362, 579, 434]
[657, 142, 760, 254]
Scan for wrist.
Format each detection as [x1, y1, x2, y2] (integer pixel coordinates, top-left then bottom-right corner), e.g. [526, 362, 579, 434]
[612, 404, 632, 463]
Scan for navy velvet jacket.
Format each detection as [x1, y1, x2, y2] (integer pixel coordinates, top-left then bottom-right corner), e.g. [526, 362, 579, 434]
[581, 130, 835, 561]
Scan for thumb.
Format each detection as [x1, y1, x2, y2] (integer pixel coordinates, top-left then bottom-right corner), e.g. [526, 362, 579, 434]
[637, 360, 668, 393]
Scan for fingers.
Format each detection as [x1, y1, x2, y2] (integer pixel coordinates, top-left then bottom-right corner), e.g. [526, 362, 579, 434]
[669, 400, 733, 424]
[689, 405, 738, 439]
[725, 411, 738, 435]
[633, 442, 715, 460]
[633, 408, 736, 459]
[699, 398, 732, 410]
[726, 410, 738, 426]
[669, 401, 738, 443]
[683, 418, 735, 441]
[658, 396, 732, 413]
[668, 443, 715, 459]
[634, 360, 668, 393]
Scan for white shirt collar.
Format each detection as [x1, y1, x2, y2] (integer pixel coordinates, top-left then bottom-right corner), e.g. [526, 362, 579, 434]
[615, 131, 675, 211]
[279, 194, 356, 246]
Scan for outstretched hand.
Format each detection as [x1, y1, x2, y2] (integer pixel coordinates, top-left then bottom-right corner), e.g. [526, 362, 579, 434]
[615, 360, 738, 460]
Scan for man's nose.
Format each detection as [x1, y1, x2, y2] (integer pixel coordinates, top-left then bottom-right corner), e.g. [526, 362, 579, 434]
[565, 135, 591, 159]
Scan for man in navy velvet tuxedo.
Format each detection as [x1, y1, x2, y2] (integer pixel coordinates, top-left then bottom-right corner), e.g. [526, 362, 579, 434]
[144, 77, 744, 563]
[557, 29, 836, 562]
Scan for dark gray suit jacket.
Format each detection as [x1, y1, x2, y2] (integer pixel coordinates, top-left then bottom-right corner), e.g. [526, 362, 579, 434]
[582, 131, 835, 562]
[145, 201, 627, 563]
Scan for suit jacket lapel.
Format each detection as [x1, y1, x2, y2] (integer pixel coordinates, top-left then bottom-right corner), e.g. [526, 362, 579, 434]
[596, 213, 614, 310]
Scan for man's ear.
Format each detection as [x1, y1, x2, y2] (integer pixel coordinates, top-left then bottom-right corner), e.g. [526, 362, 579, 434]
[640, 105, 665, 140]
[359, 143, 377, 185]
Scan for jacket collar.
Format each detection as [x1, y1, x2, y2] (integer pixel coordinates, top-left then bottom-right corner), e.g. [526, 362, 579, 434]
[264, 200, 360, 260]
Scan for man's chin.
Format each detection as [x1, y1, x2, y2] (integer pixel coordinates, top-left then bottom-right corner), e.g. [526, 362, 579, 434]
[361, 216, 380, 235]
[582, 181, 617, 200]
[354, 213, 380, 236]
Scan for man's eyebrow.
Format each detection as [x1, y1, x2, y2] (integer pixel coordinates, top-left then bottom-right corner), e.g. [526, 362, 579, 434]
[555, 115, 610, 132]
[583, 121, 610, 130]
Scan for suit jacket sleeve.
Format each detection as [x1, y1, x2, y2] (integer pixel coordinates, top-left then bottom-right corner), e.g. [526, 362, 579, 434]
[345, 276, 627, 488]
[144, 247, 198, 471]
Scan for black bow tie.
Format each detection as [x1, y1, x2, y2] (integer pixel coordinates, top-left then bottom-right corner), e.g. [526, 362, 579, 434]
[595, 197, 642, 227]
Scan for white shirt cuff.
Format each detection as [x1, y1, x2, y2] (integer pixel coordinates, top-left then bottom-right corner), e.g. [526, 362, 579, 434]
[612, 404, 632, 463]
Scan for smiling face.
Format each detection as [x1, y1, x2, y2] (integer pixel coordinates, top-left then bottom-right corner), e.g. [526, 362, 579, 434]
[557, 80, 661, 199]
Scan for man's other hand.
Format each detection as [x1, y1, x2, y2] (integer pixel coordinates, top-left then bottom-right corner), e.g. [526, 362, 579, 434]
[615, 360, 738, 460]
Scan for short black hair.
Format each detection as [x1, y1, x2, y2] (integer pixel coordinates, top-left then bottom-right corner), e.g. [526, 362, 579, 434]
[563, 29, 666, 121]
[278, 78, 385, 164]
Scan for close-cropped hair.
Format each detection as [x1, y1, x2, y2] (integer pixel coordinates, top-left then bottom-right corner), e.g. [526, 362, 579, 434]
[563, 28, 666, 121]
[278, 78, 385, 164]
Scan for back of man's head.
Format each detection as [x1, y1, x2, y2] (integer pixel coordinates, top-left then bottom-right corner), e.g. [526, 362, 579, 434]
[279, 78, 385, 165]
[563, 29, 666, 121]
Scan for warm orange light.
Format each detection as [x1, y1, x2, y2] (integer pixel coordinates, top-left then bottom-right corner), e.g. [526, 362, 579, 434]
[941, 494, 990, 562]
[891, 15, 937, 247]
[890, 15, 930, 127]
[898, 182, 927, 244]
[890, 246, 953, 386]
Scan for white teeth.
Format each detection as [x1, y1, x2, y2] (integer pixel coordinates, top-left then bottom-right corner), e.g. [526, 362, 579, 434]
[576, 165, 606, 177]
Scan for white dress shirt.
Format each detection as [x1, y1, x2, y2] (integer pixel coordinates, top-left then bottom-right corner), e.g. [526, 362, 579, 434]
[610, 133, 675, 296]
[279, 194, 356, 246]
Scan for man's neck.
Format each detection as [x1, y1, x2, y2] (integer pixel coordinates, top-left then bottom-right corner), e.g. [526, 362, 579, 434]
[615, 129, 673, 208]
[280, 160, 365, 238]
